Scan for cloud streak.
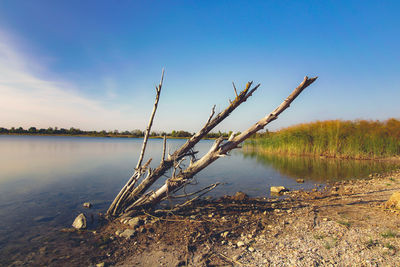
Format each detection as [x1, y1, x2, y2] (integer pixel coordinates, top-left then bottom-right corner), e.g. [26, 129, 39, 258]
[0, 31, 141, 131]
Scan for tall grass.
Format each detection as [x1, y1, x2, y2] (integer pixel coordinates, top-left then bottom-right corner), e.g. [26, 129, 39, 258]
[246, 119, 400, 159]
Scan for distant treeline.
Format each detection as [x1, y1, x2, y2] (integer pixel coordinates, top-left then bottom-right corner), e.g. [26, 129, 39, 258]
[246, 119, 400, 159]
[0, 126, 238, 139]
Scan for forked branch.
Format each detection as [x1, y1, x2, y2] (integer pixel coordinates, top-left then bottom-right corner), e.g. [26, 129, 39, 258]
[122, 76, 317, 216]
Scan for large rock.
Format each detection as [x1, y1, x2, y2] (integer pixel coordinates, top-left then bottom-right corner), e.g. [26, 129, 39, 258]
[270, 186, 288, 194]
[385, 192, 400, 210]
[72, 213, 87, 229]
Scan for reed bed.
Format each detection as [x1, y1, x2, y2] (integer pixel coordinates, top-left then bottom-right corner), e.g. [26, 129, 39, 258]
[246, 119, 400, 159]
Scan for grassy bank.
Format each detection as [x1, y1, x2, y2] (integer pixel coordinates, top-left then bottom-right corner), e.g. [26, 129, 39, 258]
[246, 119, 400, 159]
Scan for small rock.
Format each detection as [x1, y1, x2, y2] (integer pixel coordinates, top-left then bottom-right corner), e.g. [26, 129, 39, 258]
[221, 231, 229, 238]
[83, 202, 92, 208]
[208, 213, 214, 218]
[237, 241, 245, 247]
[248, 247, 255, 252]
[96, 263, 105, 267]
[120, 229, 136, 239]
[72, 213, 87, 229]
[115, 230, 122, 237]
[270, 186, 288, 194]
[296, 179, 305, 183]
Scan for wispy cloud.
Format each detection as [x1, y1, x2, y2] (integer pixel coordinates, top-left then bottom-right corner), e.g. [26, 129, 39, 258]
[0, 31, 141, 130]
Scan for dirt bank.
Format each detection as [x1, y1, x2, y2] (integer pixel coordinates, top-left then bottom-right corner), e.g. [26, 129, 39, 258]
[5, 169, 400, 266]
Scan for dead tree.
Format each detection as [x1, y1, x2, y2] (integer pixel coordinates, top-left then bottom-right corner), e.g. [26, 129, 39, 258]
[107, 71, 317, 218]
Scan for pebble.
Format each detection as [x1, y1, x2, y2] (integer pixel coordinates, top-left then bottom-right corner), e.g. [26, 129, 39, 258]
[237, 241, 245, 247]
[83, 202, 92, 208]
[115, 230, 122, 237]
[221, 231, 229, 238]
[248, 247, 255, 252]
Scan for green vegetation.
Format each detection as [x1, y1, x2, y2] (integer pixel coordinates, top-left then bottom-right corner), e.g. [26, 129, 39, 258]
[381, 230, 397, 238]
[246, 119, 400, 159]
[0, 126, 236, 139]
[384, 242, 395, 250]
[365, 238, 377, 248]
[337, 220, 351, 228]
[313, 233, 325, 240]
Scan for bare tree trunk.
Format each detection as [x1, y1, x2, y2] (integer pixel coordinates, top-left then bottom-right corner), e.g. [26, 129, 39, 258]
[107, 69, 164, 216]
[121, 76, 317, 217]
[107, 72, 317, 218]
[107, 80, 262, 217]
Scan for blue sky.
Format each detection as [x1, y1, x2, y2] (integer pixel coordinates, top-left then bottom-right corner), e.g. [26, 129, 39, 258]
[0, 1, 399, 132]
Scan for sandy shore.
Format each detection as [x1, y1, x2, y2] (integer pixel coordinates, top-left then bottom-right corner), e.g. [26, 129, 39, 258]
[5, 168, 400, 266]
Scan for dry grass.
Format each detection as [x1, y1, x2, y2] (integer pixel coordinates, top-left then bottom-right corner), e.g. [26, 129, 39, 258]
[247, 119, 400, 159]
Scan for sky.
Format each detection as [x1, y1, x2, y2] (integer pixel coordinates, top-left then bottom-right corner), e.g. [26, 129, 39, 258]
[0, 0, 399, 133]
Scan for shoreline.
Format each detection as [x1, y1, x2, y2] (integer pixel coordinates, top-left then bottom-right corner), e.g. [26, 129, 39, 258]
[4, 168, 400, 266]
[243, 145, 400, 162]
[0, 133, 224, 140]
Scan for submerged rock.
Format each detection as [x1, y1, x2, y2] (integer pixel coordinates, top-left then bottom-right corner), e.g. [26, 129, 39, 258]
[72, 213, 87, 229]
[233, 191, 249, 201]
[33, 215, 55, 222]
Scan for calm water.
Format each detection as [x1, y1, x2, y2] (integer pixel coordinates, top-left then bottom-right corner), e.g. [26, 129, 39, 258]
[0, 135, 398, 258]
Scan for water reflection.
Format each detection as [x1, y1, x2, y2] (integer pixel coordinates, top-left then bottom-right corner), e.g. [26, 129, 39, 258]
[242, 151, 399, 182]
[0, 135, 398, 263]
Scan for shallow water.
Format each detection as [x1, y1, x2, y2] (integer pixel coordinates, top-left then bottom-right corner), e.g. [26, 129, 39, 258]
[0, 135, 397, 259]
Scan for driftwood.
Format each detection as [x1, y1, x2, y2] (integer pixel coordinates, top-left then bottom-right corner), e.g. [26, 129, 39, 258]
[107, 71, 317, 218]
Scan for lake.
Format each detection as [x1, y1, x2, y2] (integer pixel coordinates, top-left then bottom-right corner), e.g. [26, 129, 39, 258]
[0, 135, 398, 262]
